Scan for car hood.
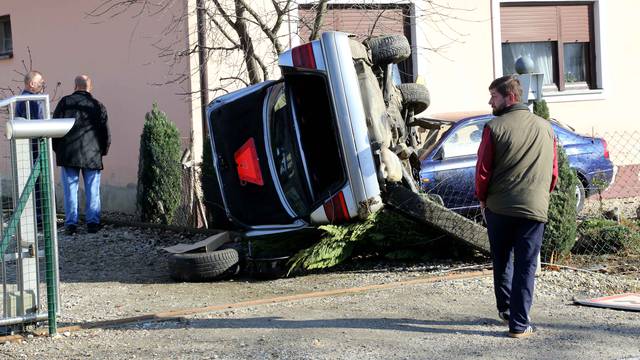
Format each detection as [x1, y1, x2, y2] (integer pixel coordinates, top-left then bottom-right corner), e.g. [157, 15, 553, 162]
[206, 81, 296, 228]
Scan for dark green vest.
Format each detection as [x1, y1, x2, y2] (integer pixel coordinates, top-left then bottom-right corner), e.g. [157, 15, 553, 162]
[486, 106, 555, 222]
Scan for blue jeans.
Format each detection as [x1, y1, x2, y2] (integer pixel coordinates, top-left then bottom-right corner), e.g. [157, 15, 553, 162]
[485, 208, 544, 333]
[61, 167, 101, 227]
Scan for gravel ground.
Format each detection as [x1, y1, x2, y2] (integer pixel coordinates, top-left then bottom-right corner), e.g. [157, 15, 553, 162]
[0, 223, 639, 359]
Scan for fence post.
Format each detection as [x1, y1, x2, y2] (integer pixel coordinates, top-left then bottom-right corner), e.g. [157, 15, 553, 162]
[38, 139, 57, 336]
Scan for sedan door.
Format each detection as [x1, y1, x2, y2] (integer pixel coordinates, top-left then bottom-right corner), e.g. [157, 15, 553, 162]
[420, 119, 489, 212]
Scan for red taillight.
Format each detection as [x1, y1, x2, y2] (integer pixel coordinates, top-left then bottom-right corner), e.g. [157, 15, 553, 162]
[602, 139, 610, 159]
[323, 191, 350, 223]
[292, 43, 316, 69]
[234, 138, 264, 186]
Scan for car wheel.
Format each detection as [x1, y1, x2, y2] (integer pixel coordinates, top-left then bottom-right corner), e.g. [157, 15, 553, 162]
[368, 35, 411, 66]
[168, 249, 240, 282]
[397, 83, 430, 114]
[575, 181, 586, 213]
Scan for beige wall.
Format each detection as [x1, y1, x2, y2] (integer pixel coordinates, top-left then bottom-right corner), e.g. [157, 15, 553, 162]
[414, 0, 495, 115]
[0, 1, 193, 212]
[417, 0, 640, 136]
[546, 0, 640, 134]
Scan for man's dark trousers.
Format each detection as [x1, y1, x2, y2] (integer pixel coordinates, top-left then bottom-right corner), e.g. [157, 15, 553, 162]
[485, 208, 544, 333]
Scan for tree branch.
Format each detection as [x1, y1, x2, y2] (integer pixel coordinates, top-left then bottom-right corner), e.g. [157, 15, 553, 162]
[309, 0, 329, 41]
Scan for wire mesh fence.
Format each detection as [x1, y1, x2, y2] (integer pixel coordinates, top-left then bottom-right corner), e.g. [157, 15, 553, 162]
[417, 129, 640, 274]
[171, 127, 640, 276]
[566, 130, 640, 273]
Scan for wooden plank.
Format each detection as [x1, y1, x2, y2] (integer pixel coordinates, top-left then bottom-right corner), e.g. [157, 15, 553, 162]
[30, 270, 490, 337]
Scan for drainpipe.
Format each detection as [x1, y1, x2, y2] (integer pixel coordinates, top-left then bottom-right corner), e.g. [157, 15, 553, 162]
[196, 0, 209, 143]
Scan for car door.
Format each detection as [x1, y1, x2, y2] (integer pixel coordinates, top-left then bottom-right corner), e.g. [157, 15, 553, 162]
[420, 119, 489, 211]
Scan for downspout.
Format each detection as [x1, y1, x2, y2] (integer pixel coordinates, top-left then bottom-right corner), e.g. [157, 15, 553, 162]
[196, 0, 209, 142]
[195, 0, 209, 228]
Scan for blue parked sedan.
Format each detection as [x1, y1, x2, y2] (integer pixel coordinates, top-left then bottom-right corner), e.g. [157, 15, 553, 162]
[418, 112, 615, 213]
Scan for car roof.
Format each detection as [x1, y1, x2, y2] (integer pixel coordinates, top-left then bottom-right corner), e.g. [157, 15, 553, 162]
[421, 111, 492, 123]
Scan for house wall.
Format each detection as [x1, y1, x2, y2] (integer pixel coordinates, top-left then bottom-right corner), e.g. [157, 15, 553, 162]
[416, 0, 640, 136]
[544, 0, 639, 134]
[0, 1, 193, 213]
[413, 0, 495, 116]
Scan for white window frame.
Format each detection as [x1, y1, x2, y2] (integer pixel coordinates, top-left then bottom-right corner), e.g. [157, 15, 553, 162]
[491, 0, 608, 103]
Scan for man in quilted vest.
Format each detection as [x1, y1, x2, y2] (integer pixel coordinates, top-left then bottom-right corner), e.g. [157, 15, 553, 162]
[475, 75, 558, 338]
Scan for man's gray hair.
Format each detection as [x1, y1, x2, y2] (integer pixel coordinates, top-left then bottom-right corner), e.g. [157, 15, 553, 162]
[24, 70, 42, 86]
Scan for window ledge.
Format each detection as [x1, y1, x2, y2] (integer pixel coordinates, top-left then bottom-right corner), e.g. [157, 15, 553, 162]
[542, 88, 605, 103]
[0, 52, 13, 60]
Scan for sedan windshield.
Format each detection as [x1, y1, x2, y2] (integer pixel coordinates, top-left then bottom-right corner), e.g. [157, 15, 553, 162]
[269, 74, 346, 216]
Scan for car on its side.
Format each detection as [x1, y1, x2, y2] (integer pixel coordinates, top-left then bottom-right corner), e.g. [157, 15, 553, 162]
[204, 31, 429, 235]
[418, 112, 616, 214]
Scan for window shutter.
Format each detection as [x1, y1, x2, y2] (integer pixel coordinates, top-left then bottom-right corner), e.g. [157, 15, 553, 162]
[501, 6, 558, 43]
[298, 6, 405, 42]
[560, 5, 591, 42]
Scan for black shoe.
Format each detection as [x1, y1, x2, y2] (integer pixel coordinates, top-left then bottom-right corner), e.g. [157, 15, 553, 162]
[498, 311, 510, 325]
[87, 223, 102, 234]
[65, 225, 77, 235]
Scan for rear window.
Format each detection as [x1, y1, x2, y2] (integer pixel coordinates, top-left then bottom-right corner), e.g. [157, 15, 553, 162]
[269, 74, 346, 215]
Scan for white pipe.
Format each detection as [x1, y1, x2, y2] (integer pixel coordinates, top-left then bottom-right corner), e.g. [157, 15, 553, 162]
[5, 118, 75, 140]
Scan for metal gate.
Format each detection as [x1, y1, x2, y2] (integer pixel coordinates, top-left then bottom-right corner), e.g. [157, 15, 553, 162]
[0, 94, 72, 336]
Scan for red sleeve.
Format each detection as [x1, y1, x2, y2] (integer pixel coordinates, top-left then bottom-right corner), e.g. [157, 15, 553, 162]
[475, 126, 494, 202]
[550, 137, 558, 192]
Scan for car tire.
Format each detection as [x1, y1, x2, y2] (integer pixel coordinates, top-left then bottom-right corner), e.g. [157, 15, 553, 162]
[575, 181, 586, 213]
[368, 35, 411, 66]
[397, 83, 430, 114]
[168, 249, 240, 282]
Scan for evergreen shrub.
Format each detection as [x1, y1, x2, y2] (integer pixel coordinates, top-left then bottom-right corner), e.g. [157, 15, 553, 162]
[542, 144, 578, 261]
[137, 103, 182, 224]
[533, 99, 550, 120]
[287, 209, 448, 274]
[574, 219, 640, 255]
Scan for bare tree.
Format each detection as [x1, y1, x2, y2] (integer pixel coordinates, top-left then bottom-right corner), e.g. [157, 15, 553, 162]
[88, 0, 477, 96]
[0, 47, 62, 103]
[86, 0, 476, 227]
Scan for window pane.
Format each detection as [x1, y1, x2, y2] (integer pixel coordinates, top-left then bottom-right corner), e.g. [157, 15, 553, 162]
[564, 43, 588, 84]
[0, 19, 10, 53]
[0, 22, 4, 53]
[270, 84, 311, 215]
[442, 122, 485, 159]
[502, 42, 555, 86]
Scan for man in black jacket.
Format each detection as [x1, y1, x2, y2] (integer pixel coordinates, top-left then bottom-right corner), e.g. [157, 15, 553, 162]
[53, 75, 110, 235]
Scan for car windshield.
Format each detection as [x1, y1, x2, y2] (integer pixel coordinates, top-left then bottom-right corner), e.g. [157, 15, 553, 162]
[269, 74, 346, 215]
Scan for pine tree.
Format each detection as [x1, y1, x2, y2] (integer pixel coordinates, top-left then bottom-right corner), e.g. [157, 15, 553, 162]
[137, 103, 182, 224]
[533, 99, 550, 120]
[542, 143, 578, 261]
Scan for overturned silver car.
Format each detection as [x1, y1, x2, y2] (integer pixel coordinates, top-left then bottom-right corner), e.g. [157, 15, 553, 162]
[205, 31, 430, 236]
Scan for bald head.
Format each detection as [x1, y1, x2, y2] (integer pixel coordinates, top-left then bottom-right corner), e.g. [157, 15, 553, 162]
[24, 70, 45, 93]
[75, 75, 92, 92]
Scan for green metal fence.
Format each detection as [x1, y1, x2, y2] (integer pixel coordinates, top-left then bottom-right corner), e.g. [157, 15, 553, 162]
[0, 94, 62, 336]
